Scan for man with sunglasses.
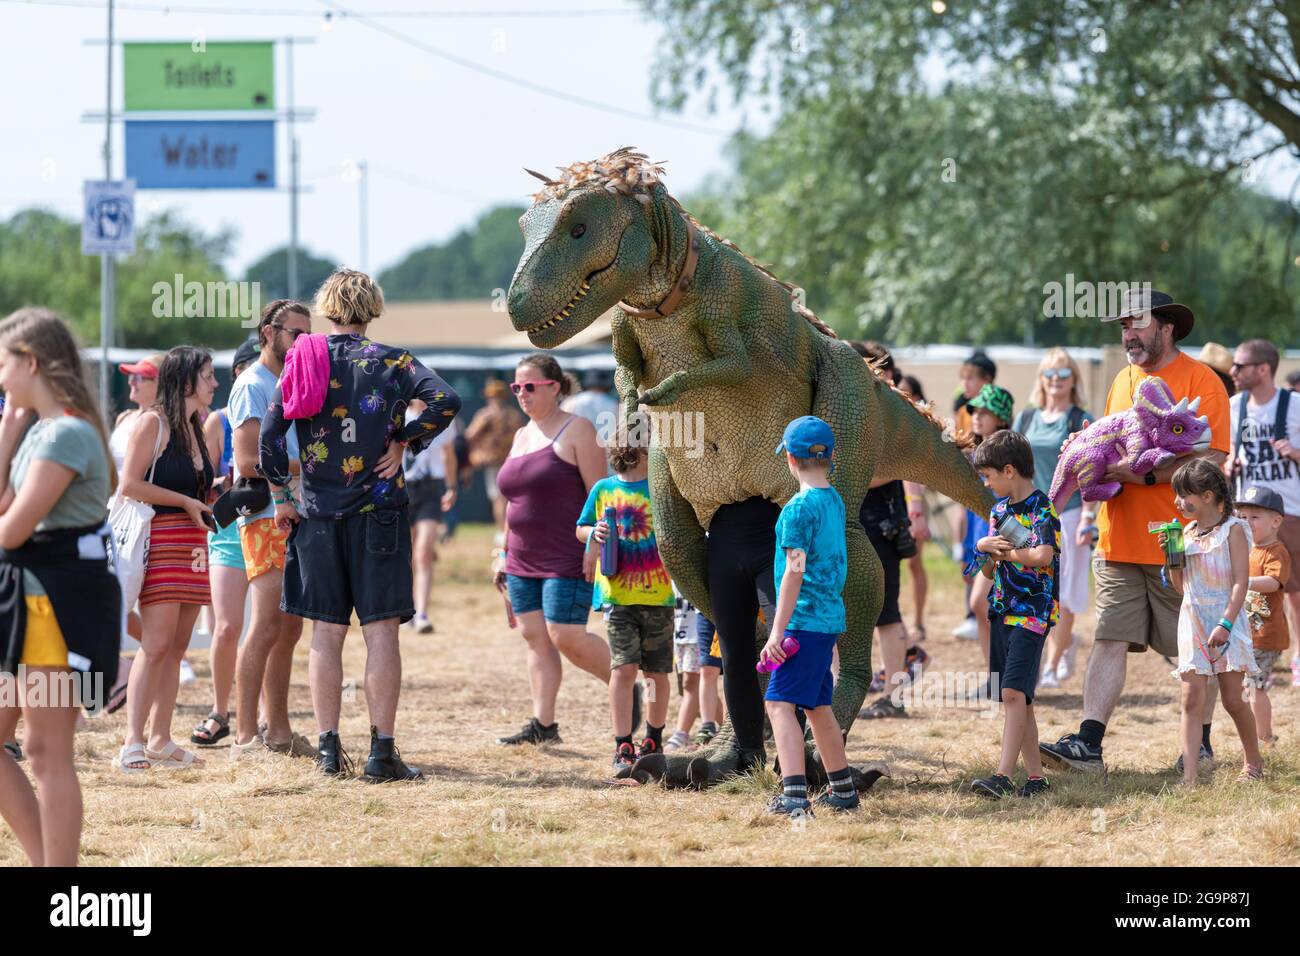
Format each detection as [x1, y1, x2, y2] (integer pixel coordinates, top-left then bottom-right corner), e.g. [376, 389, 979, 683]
[1229, 339, 1300, 688]
[227, 299, 313, 761]
[1041, 289, 1229, 775]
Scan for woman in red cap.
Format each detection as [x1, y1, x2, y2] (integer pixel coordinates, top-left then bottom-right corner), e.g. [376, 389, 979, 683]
[108, 353, 164, 474]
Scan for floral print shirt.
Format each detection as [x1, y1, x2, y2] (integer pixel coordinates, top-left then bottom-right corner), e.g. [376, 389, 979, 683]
[258, 333, 461, 519]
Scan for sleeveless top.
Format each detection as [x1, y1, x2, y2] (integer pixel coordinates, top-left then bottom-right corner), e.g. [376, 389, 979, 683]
[149, 422, 213, 515]
[496, 416, 587, 579]
[1175, 515, 1257, 676]
[108, 411, 138, 473]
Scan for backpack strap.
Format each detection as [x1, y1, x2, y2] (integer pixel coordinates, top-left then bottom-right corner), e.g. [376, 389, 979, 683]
[1233, 391, 1249, 461]
[1274, 386, 1291, 445]
[1067, 405, 1087, 434]
[1014, 408, 1033, 434]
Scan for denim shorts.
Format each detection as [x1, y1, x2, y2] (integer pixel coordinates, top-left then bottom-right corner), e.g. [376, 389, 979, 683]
[281, 509, 414, 626]
[506, 574, 592, 626]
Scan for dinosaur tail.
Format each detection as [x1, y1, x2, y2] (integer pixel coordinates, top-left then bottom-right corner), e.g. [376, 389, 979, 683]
[874, 382, 993, 517]
[1048, 465, 1077, 515]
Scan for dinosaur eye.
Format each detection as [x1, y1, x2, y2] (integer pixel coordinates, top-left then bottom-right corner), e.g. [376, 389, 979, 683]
[570, 223, 586, 239]
[1172, 424, 1184, 434]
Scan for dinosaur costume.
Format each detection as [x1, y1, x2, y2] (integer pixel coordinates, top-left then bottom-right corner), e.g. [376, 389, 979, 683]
[507, 148, 993, 788]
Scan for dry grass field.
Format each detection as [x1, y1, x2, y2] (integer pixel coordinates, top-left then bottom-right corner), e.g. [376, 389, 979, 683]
[3, 522, 1299, 866]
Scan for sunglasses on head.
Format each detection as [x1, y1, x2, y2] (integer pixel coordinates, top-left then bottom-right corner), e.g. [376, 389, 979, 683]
[510, 379, 557, 395]
[1042, 368, 1073, 381]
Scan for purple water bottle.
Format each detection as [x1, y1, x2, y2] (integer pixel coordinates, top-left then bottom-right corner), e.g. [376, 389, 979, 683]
[600, 505, 619, 576]
[756, 635, 801, 673]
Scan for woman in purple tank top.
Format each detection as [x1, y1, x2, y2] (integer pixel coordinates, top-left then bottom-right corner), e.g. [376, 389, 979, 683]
[490, 354, 612, 746]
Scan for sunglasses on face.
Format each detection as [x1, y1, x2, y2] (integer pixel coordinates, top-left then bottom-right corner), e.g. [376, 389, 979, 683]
[273, 324, 308, 341]
[1042, 368, 1073, 381]
[510, 379, 557, 395]
[1230, 360, 1263, 371]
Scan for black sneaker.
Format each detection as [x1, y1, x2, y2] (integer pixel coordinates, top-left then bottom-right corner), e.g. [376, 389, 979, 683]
[496, 717, 562, 746]
[692, 724, 717, 747]
[1038, 733, 1105, 773]
[1174, 744, 1215, 775]
[3, 741, 21, 762]
[971, 773, 1016, 798]
[316, 731, 354, 777]
[612, 741, 637, 772]
[859, 696, 907, 719]
[636, 736, 660, 760]
[1017, 776, 1050, 797]
[361, 727, 424, 783]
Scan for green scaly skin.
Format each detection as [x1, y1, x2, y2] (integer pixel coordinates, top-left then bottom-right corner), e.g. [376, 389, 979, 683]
[507, 169, 992, 789]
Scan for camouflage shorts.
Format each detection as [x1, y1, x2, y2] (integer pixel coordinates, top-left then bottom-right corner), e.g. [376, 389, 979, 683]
[1247, 649, 1283, 690]
[606, 604, 675, 673]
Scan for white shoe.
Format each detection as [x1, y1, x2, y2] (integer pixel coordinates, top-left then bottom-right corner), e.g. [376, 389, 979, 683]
[1057, 638, 1079, 682]
[952, 618, 979, 640]
[1038, 666, 1060, 689]
[179, 659, 196, 685]
[413, 614, 434, 635]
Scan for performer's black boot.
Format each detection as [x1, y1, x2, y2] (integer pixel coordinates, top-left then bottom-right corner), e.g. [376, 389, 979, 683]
[361, 726, 424, 783]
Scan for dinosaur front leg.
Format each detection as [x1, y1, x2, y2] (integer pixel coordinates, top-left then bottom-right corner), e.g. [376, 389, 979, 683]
[639, 314, 752, 407]
[1132, 447, 1175, 474]
[611, 312, 645, 432]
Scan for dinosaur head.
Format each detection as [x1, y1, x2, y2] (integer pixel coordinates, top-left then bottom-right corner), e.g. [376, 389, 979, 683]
[1132, 376, 1211, 453]
[507, 148, 674, 348]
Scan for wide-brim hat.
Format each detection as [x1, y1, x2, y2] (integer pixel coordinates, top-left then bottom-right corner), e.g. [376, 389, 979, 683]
[1102, 288, 1194, 341]
[1198, 342, 1233, 376]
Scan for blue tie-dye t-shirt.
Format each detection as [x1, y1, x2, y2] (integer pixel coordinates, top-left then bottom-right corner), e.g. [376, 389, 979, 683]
[577, 476, 674, 610]
[774, 485, 848, 634]
[987, 489, 1061, 635]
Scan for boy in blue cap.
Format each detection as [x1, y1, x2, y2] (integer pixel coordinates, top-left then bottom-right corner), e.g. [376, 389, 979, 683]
[761, 415, 858, 815]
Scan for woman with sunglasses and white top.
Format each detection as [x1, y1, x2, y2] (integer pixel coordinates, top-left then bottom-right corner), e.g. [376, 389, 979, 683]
[490, 353, 612, 746]
[108, 354, 164, 473]
[1014, 347, 1094, 688]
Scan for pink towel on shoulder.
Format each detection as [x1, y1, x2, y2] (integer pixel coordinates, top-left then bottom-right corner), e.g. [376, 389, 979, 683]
[281, 333, 330, 419]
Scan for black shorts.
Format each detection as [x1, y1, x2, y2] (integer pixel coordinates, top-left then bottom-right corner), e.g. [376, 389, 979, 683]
[864, 523, 903, 627]
[407, 478, 445, 524]
[281, 509, 415, 626]
[989, 617, 1047, 704]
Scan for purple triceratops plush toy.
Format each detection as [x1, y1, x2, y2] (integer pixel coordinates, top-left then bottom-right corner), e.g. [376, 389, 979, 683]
[1049, 376, 1211, 512]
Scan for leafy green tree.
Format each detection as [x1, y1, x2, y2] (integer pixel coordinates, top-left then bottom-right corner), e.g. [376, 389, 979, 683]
[243, 246, 338, 303]
[379, 204, 526, 301]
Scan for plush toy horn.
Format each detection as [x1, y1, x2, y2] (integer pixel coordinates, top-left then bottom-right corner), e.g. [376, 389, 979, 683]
[1198, 414, 1209, 425]
[1188, 396, 1201, 413]
[1172, 397, 1189, 414]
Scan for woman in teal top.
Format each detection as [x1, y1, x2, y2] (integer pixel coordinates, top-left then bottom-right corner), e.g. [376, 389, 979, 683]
[1014, 347, 1093, 690]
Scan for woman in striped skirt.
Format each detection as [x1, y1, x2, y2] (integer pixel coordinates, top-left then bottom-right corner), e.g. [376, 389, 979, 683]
[115, 347, 216, 773]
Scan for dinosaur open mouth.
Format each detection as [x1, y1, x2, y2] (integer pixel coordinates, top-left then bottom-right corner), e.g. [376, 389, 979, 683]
[523, 258, 616, 335]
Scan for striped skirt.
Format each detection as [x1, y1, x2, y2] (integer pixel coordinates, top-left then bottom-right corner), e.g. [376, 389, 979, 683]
[139, 511, 212, 607]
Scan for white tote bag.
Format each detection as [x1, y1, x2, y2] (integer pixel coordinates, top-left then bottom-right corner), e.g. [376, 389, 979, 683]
[107, 417, 164, 620]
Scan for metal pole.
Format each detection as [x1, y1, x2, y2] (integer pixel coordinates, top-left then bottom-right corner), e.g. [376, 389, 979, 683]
[100, 0, 115, 422]
[286, 37, 299, 299]
[359, 160, 368, 273]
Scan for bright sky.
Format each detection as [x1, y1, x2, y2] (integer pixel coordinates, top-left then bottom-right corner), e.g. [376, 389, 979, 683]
[2, 0, 1297, 286]
[0, 0, 752, 279]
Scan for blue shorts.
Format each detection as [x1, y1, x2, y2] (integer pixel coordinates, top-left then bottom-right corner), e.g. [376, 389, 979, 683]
[696, 615, 723, 670]
[506, 574, 592, 626]
[208, 520, 246, 570]
[763, 628, 838, 709]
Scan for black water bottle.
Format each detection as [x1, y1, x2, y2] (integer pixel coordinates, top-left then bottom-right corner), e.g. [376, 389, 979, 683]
[600, 505, 619, 576]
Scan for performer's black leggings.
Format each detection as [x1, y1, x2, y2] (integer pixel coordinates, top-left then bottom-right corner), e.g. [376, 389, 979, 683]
[707, 496, 780, 753]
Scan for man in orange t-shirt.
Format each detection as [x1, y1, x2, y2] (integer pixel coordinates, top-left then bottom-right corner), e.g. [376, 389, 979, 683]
[1040, 290, 1229, 775]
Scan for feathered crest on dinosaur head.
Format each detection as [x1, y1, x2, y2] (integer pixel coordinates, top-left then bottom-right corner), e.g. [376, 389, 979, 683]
[524, 146, 667, 206]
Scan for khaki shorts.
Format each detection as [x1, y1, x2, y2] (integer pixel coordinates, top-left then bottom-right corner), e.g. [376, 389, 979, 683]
[1280, 516, 1300, 593]
[606, 604, 674, 673]
[1092, 557, 1181, 657]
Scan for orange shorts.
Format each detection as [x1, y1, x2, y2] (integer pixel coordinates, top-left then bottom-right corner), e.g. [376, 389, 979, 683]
[239, 517, 289, 581]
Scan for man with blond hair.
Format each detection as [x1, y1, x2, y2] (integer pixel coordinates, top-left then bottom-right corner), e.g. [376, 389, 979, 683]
[260, 269, 461, 782]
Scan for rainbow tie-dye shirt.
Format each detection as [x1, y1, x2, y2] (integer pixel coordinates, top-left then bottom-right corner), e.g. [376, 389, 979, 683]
[577, 476, 674, 610]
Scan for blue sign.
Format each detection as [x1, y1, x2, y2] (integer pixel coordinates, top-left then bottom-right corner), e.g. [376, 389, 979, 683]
[125, 119, 275, 189]
[82, 180, 136, 255]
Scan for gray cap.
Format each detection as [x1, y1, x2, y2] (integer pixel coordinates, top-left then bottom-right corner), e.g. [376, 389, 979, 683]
[1239, 485, 1286, 516]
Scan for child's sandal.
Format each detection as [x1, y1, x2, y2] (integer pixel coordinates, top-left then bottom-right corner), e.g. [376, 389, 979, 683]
[1238, 764, 1264, 782]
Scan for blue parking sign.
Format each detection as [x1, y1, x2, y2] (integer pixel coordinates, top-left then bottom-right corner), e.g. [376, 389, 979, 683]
[82, 180, 136, 255]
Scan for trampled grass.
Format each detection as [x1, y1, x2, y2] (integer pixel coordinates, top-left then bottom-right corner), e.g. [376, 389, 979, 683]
[2, 524, 1298, 866]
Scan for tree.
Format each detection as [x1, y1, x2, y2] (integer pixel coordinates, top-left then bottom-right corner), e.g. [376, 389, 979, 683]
[649, 0, 1300, 345]
[379, 204, 526, 301]
[243, 246, 338, 303]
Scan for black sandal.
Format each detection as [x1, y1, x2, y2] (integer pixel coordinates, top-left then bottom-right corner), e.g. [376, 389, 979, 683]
[191, 712, 230, 746]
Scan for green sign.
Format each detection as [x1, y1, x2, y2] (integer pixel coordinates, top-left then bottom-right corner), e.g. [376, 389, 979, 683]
[124, 41, 274, 111]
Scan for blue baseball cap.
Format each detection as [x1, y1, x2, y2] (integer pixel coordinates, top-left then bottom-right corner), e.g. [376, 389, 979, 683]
[776, 415, 836, 461]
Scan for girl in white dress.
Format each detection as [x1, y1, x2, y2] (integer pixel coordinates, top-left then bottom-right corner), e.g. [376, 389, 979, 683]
[1167, 459, 1262, 784]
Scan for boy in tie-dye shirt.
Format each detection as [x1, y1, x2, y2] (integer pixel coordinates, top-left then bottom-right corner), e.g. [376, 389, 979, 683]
[577, 437, 675, 772]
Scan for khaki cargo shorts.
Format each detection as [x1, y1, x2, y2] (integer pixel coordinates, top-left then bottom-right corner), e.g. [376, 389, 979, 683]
[1092, 557, 1180, 657]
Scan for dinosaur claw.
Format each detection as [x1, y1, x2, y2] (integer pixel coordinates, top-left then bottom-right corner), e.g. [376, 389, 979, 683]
[631, 753, 666, 782]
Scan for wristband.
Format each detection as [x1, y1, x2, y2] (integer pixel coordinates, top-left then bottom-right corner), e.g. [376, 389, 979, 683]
[1217, 617, 1233, 632]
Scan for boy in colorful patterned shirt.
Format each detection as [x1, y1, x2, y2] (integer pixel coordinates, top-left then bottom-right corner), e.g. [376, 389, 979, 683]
[968, 430, 1061, 799]
[576, 433, 675, 772]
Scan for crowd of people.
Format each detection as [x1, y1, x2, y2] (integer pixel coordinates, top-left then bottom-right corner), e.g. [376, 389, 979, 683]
[1, 276, 1297, 861]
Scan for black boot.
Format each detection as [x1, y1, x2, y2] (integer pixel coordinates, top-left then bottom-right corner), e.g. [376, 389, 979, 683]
[317, 731, 354, 777]
[361, 726, 424, 783]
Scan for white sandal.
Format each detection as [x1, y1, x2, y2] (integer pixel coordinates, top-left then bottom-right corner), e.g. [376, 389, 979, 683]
[113, 742, 152, 774]
[145, 740, 203, 770]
